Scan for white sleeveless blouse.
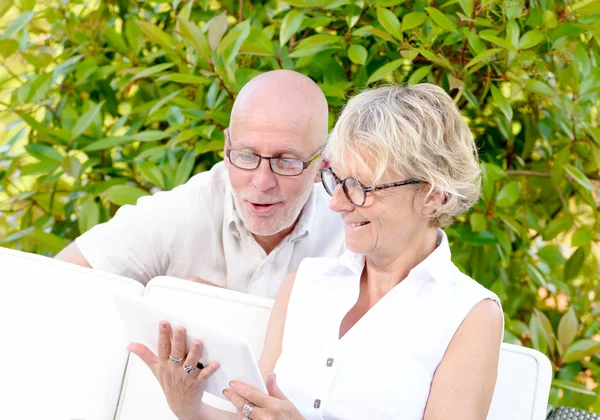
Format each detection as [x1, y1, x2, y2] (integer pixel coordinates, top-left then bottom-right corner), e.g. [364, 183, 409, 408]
[274, 230, 502, 420]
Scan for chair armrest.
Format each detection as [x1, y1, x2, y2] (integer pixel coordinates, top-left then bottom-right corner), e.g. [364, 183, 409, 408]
[547, 406, 600, 419]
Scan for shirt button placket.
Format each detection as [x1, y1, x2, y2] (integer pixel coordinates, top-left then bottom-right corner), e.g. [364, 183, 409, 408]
[314, 344, 339, 415]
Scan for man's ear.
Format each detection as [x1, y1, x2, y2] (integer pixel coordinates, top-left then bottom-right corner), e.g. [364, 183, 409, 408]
[223, 128, 229, 168]
[314, 158, 329, 183]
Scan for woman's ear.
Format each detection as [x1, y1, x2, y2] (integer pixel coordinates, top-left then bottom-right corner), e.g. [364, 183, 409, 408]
[421, 187, 446, 216]
[314, 159, 330, 183]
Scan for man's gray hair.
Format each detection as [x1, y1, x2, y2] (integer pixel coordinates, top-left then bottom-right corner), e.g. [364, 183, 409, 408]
[325, 83, 481, 227]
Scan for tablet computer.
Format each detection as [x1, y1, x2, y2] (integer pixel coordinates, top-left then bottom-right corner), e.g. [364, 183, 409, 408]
[113, 294, 267, 401]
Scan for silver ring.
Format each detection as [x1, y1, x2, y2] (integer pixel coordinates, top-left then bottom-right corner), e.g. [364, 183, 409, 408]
[242, 402, 254, 418]
[169, 354, 183, 363]
[184, 365, 196, 374]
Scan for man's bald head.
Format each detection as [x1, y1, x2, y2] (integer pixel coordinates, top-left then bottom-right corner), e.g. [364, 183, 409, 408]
[225, 70, 330, 240]
[230, 70, 329, 150]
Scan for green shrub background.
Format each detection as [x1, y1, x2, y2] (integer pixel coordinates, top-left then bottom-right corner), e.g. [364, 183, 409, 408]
[0, 0, 599, 411]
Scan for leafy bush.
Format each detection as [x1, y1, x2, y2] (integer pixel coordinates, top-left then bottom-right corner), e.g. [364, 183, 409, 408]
[0, 0, 599, 411]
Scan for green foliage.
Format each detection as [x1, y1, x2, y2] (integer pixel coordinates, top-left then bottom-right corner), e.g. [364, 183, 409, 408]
[0, 0, 599, 411]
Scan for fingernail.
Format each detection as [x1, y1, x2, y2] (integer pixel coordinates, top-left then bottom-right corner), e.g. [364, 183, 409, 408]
[267, 373, 275, 381]
[222, 388, 229, 397]
[160, 322, 168, 330]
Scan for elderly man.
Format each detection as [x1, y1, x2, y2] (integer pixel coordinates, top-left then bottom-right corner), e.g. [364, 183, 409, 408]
[56, 70, 345, 298]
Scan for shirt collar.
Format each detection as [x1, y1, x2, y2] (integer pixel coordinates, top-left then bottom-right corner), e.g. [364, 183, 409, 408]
[336, 229, 452, 283]
[226, 183, 318, 243]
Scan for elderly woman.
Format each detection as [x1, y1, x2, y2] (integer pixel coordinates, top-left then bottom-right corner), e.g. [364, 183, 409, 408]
[129, 83, 503, 420]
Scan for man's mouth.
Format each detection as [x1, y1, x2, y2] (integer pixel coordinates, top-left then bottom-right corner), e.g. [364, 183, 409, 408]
[247, 201, 280, 214]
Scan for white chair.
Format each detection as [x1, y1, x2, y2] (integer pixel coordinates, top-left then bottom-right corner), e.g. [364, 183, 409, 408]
[115, 276, 274, 419]
[115, 276, 553, 420]
[0, 246, 144, 420]
[489, 343, 553, 420]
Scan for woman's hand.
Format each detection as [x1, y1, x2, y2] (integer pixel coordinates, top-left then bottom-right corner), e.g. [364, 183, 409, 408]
[127, 321, 220, 420]
[222, 373, 304, 420]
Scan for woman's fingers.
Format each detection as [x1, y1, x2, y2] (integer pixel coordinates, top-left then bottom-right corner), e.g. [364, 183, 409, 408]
[223, 387, 264, 419]
[183, 339, 203, 375]
[127, 342, 158, 370]
[157, 321, 171, 361]
[228, 381, 271, 407]
[197, 361, 220, 383]
[170, 325, 187, 361]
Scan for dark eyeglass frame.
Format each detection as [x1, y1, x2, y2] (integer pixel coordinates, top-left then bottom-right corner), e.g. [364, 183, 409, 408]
[226, 132, 322, 177]
[320, 167, 421, 207]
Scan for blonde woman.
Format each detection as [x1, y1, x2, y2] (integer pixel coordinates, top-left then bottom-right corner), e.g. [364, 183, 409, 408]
[130, 83, 504, 420]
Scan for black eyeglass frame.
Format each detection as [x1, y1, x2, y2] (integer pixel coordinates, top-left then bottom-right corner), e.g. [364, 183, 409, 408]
[225, 132, 322, 177]
[320, 167, 421, 207]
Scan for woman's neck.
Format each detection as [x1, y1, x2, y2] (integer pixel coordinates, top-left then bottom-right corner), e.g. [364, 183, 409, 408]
[363, 228, 439, 302]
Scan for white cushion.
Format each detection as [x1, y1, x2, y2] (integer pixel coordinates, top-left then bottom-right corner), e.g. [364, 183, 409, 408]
[0, 247, 144, 420]
[489, 343, 553, 420]
[116, 276, 274, 420]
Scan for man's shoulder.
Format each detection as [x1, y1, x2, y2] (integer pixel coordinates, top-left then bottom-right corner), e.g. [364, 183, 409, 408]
[183, 161, 229, 194]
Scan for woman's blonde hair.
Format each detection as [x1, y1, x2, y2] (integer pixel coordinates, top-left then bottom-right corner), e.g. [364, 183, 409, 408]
[325, 83, 481, 228]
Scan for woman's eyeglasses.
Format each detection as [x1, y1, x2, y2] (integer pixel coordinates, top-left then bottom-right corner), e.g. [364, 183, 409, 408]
[320, 167, 421, 207]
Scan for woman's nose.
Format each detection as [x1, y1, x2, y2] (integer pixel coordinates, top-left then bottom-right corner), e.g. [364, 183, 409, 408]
[329, 184, 353, 213]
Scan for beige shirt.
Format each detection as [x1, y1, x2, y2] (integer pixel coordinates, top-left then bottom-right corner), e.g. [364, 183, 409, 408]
[76, 162, 346, 298]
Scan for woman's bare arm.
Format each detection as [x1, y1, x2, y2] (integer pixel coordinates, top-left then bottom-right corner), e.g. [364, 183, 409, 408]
[423, 299, 504, 420]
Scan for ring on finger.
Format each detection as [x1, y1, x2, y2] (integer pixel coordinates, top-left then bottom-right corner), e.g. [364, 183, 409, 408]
[169, 354, 183, 363]
[183, 365, 196, 374]
[242, 402, 254, 418]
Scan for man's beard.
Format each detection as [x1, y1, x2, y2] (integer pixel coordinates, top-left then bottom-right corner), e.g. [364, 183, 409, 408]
[232, 188, 312, 236]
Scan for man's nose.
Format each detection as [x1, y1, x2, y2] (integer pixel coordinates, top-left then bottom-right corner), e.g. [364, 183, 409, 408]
[252, 158, 278, 191]
[329, 184, 353, 213]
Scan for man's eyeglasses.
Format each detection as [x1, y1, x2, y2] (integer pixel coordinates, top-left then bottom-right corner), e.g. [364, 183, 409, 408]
[320, 167, 421, 207]
[226, 133, 322, 177]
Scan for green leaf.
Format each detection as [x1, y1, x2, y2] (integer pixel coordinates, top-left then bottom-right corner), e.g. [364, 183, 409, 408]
[208, 12, 228, 51]
[490, 85, 513, 121]
[27, 72, 53, 102]
[280, 9, 304, 47]
[149, 89, 181, 116]
[522, 79, 555, 98]
[367, 59, 403, 84]
[138, 162, 165, 188]
[25, 143, 63, 162]
[562, 339, 600, 364]
[572, 229, 592, 247]
[495, 181, 520, 207]
[174, 150, 196, 187]
[469, 212, 487, 232]
[519, 30, 545, 49]
[464, 48, 503, 71]
[177, 19, 211, 59]
[137, 20, 175, 48]
[564, 247, 585, 281]
[71, 101, 104, 140]
[78, 197, 100, 234]
[552, 379, 597, 396]
[103, 185, 149, 206]
[458, 0, 474, 16]
[557, 308, 578, 351]
[156, 73, 209, 84]
[22, 229, 68, 254]
[131, 131, 169, 141]
[1, 10, 34, 39]
[402, 12, 427, 31]
[0, 39, 18, 58]
[83, 136, 134, 152]
[217, 20, 251, 64]
[564, 165, 593, 191]
[425, 7, 458, 33]
[534, 309, 556, 353]
[348, 44, 367, 65]
[543, 217, 573, 241]
[377, 7, 402, 40]
[407, 65, 431, 85]
[480, 33, 518, 52]
[131, 63, 177, 82]
[240, 27, 275, 56]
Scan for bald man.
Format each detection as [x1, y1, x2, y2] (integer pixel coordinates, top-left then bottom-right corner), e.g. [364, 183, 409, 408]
[55, 70, 345, 298]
